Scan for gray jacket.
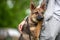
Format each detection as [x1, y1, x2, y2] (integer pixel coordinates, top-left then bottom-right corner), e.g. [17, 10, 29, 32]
[44, 0, 55, 21]
[54, 0, 60, 21]
[44, 0, 60, 21]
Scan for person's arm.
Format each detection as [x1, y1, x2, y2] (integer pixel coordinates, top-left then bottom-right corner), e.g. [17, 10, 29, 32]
[18, 16, 28, 33]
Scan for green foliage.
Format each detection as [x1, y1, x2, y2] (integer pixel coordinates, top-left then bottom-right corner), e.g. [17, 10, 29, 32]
[0, 0, 38, 28]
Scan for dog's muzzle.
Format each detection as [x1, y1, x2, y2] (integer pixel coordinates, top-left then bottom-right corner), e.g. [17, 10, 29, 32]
[37, 15, 43, 21]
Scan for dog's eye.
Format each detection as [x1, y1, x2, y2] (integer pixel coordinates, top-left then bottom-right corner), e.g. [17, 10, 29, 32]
[35, 12, 38, 15]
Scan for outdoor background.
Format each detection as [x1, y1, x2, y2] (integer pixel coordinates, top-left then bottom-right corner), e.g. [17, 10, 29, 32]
[0, 0, 39, 28]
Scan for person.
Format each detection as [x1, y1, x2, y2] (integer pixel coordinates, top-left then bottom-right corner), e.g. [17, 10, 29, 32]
[40, 0, 60, 40]
[18, 0, 60, 40]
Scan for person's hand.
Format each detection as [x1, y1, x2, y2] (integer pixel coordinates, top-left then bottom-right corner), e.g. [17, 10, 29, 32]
[18, 20, 25, 33]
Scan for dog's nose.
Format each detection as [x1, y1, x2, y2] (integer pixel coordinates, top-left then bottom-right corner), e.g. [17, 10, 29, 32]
[37, 15, 43, 21]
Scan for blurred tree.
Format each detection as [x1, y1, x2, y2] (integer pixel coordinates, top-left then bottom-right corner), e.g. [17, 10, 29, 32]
[0, 0, 38, 28]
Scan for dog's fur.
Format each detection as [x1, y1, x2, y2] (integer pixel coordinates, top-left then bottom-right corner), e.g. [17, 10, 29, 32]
[19, 0, 46, 40]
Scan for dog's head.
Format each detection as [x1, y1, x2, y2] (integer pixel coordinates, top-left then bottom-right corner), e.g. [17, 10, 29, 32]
[30, 1, 45, 23]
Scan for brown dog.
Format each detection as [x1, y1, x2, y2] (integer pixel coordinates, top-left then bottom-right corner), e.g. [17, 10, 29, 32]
[19, 0, 46, 40]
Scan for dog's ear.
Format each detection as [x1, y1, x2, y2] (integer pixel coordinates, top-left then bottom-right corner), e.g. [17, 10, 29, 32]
[30, 2, 36, 12]
[40, 3, 46, 10]
[40, 0, 46, 10]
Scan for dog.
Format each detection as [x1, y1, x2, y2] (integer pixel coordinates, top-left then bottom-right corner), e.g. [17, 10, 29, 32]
[19, 0, 46, 40]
